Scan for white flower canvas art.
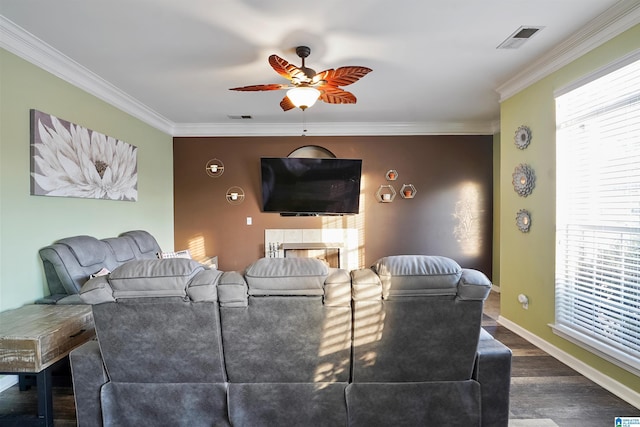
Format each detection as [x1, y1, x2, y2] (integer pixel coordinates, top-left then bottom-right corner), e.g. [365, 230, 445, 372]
[30, 110, 138, 201]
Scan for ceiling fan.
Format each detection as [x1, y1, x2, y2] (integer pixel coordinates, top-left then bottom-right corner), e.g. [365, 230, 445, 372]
[230, 46, 372, 111]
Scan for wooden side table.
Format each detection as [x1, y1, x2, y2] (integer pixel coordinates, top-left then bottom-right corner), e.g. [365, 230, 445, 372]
[0, 304, 95, 426]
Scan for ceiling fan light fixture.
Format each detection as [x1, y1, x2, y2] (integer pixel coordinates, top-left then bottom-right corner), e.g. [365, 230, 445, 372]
[287, 87, 321, 110]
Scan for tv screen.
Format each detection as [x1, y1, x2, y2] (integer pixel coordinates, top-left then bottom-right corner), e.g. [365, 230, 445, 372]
[261, 157, 362, 215]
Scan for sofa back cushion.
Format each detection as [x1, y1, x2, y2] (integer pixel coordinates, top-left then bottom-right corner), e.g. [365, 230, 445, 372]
[372, 255, 462, 298]
[244, 257, 328, 295]
[80, 259, 221, 304]
[38, 230, 162, 298]
[118, 230, 161, 259]
[102, 237, 136, 263]
[93, 300, 226, 383]
[88, 258, 226, 383]
[39, 235, 116, 296]
[220, 257, 352, 383]
[350, 255, 490, 382]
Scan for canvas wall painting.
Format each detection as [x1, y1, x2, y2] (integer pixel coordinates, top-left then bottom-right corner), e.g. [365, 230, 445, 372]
[30, 110, 138, 201]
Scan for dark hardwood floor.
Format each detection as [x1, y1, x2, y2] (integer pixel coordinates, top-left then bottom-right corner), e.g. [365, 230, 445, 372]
[0, 291, 638, 426]
[482, 291, 640, 426]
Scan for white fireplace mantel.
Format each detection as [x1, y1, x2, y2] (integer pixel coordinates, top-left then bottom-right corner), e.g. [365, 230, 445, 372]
[264, 228, 359, 271]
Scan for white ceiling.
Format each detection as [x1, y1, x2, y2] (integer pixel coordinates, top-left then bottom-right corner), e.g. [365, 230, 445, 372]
[1, 0, 638, 136]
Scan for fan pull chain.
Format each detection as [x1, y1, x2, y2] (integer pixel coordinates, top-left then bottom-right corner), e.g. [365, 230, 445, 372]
[301, 109, 307, 136]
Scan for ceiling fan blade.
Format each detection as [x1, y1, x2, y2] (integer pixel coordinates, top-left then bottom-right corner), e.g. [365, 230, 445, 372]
[320, 86, 357, 104]
[314, 66, 372, 87]
[229, 84, 287, 91]
[269, 55, 309, 83]
[279, 96, 296, 111]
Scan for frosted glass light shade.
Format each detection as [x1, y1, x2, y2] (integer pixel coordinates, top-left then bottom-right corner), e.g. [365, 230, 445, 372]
[287, 87, 321, 110]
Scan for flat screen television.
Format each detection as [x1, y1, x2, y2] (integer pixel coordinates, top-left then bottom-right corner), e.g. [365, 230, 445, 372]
[261, 157, 362, 215]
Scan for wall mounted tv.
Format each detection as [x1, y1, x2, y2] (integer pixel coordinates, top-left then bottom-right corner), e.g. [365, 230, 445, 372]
[261, 157, 362, 215]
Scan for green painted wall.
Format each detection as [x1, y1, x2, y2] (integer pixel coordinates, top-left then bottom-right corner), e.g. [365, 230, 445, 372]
[0, 49, 175, 311]
[499, 25, 640, 391]
[492, 132, 501, 287]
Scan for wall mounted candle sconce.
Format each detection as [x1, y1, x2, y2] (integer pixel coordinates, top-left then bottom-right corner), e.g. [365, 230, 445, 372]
[376, 185, 396, 202]
[205, 159, 225, 178]
[400, 184, 417, 199]
[226, 186, 245, 204]
[516, 209, 531, 232]
[512, 164, 535, 197]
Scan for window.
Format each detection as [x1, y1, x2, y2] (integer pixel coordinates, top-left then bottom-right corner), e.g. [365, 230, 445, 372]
[554, 53, 640, 375]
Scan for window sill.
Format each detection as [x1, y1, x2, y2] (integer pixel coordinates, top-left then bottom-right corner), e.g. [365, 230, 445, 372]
[550, 323, 640, 377]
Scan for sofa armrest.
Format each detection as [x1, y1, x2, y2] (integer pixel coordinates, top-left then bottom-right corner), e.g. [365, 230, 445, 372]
[473, 331, 512, 427]
[35, 294, 68, 304]
[69, 340, 108, 427]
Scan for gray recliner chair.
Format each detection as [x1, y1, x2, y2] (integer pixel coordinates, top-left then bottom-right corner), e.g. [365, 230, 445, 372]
[219, 257, 353, 427]
[37, 230, 161, 304]
[70, 258, 230, 426]
[348, 255, 511, 426]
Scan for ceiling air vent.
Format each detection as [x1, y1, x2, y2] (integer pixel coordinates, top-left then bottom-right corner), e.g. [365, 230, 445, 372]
[497, 26, 544, 49]
[227, 115, 253, 120]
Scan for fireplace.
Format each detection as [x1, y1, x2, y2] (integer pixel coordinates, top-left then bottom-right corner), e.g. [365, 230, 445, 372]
[264, 229, 359, 270]
[282, 243, 343, 268]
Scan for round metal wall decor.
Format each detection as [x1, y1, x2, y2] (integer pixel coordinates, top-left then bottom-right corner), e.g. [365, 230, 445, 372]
[512, 163, 536, 197]
[516, 209, 532, 232]
[514, 125, 532, 149]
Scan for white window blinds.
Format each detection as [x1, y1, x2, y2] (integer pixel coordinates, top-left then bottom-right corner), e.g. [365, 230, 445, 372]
[554, 54, 640, 375]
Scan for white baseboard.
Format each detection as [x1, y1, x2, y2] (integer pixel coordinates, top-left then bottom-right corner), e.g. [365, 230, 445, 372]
[498, 315, 640, 408]
[492, 285, 501, 293]
[0, 375, 18, 393]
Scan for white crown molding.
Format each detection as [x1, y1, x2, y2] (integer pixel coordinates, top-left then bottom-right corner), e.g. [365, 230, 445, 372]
[1, 15, 497, 137]
[172, 121, 496, 137]
[498, 315, 640, 409]
[0, 16, 175, 135]
[496, 1, 640, 102]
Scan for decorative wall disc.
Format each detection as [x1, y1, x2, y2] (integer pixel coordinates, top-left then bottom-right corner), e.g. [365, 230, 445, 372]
[516, 209, 532, 232]
[514, 125, 532, 149]
[512, 163, 536, 197]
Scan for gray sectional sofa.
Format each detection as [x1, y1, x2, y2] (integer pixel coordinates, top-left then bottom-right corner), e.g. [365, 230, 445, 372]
[65, 250, 511, 426]
[37, 230, 161, 304]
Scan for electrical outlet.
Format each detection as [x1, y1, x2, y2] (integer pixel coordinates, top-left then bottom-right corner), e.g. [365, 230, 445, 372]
[246, 217, 252, 225]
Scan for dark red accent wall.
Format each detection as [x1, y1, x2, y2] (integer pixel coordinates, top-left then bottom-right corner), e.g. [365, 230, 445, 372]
[173, 135, 493, 276]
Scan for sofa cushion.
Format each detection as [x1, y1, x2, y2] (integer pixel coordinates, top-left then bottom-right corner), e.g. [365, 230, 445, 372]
[350, 269, 382, 301]
[221, 297, 352, 383]
[244, 257, 328, 296]
[58, 235, 107, 267]
[459, 268, 492, 301]
[102, 237, 136, 263]
[93, 300, 226, 383]
[217, 271, 248, 307]
[187, 269, 223, 302]
[79, 276, 115, 304]
[108, 259, 204, 299]
[80, 259, 221, 304]
[372, 255, 462, 299]
[323, 268, 351, 307]
[118, 230, 161, 259]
